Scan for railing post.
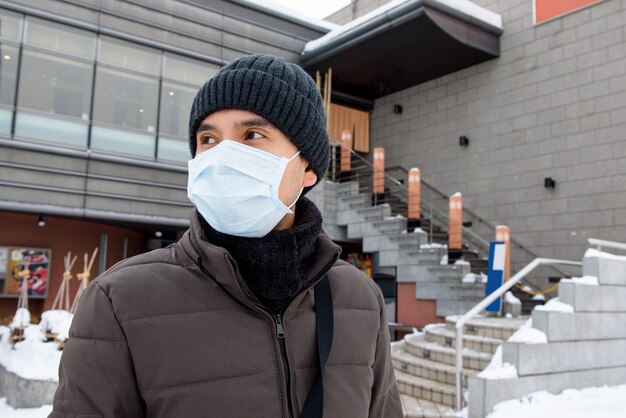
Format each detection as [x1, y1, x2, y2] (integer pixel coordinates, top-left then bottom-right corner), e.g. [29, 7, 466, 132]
[373, 147, 385, 205]
[339, 130, 352, 183]
[448, 193, 463, 264]
[407, 167, 421, 230]
[496, 226, 511, 280]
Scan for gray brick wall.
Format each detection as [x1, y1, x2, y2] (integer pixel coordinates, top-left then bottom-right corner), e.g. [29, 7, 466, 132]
[369, 0, 626, 264]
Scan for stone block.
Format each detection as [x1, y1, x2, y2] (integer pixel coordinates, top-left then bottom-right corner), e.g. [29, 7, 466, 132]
[0, 364, 57, 408]
[583, 254, 626, 285]
[502, 339, 626, 376]
[559, 281, 626, 311]
[532, 310, 626, 341]
[468, 365, 626, 418]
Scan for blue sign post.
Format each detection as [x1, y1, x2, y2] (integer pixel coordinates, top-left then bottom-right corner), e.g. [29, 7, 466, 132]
[485, 241, 506, 313]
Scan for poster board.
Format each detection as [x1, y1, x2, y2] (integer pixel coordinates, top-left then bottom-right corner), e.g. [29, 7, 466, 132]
[534, 0, 604, 25]
[0, 247, 51, 299]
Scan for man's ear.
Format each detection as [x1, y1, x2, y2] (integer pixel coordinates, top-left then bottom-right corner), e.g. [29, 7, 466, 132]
[302, 165, 318, 188]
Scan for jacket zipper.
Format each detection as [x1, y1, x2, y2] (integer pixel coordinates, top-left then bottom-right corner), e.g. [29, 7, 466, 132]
[225, 253, 339, 418]
[274, 313, 294, 418]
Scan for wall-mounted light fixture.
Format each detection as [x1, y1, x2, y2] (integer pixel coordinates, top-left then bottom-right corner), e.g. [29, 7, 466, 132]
[393, 104, 403, 114]
[459, 136, 469, 147]
[155, 229, 163, 238]
[37, 215, 46, 228]
[544, 177, 556, 189]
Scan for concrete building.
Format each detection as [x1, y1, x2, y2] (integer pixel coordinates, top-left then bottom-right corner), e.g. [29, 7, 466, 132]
[1, 0, 624, 322]
[0, 0, 331, 317]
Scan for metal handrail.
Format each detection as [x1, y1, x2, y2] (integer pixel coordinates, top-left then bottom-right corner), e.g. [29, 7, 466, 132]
[453, 257, 583, 412]
[588, 238, 626, 252]
[328, 138, 491, 257]
[386, 165, 547, 261]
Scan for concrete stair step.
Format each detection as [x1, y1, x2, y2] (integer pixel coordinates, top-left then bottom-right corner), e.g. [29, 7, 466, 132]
[403, 333, 491, 371]
[424, 324, 502, 355]
[399, 394, 457, 418]
[445, 315, 528, 340]
[394, 369, 457, 408]
[392, 342, 476, 387]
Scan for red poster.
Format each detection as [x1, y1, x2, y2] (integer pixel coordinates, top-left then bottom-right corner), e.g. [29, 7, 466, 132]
[535, 0, 604, 25]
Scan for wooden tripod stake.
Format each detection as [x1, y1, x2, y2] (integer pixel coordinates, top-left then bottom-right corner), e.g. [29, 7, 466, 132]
[11, 265, 31, 344]
[70, 248, 98, 314]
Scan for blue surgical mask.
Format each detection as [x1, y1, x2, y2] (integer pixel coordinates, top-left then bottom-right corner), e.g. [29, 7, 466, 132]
[187, 140, 302, 238]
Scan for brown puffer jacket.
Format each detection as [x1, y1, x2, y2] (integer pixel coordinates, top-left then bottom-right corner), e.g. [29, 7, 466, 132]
[49, 212, 402, 418]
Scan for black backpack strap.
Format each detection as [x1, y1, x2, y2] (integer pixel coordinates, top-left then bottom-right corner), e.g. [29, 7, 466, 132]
[300, 275, 333, 418]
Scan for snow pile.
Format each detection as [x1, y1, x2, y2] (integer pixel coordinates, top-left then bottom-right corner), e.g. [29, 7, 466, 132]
[560, 276, 599, 285]
[413, 227, 425, 234]
[477, 346, 518, 380]
[55, 315, 74, 342]
[504, 291, 521, 305]
[421, 243, 446, 249]
[487, 384, 626, 418]
[535, 297, 574, 313]
[531, 294, 545, 301]
[39, 310, 73, 335]
[461, 272, 488, 283]
[454, 259, 470, 266]
[440, 254, 448, 265]
[0, 325, 62, 381]
[507, 319, 547, 344]
[10, 308, 31, 328]
[0, 398, 52, 418]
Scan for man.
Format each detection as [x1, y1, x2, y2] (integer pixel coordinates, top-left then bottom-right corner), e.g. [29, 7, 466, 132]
[50, 54, 402, 418]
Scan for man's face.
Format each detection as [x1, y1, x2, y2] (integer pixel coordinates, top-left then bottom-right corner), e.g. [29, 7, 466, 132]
[194, 109, 317, 223]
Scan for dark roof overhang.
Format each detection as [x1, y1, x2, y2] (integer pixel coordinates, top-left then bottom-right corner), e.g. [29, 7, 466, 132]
[300, 0, 503, 105]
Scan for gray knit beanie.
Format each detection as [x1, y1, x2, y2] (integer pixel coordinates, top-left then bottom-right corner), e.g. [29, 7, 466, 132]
[188, 54, 329, 190]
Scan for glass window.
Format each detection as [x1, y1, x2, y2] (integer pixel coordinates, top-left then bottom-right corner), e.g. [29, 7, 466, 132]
[157, 136, 189, 163]
[17, 50, 93, 118]
[0, 9, 23, 42]
[24, 17, 95, 59]
[91, 67, 158, 157]
[93, 67, 158, 131]
[163, 53, 218, 85]
[91, 126, 155, 158]
[159, 82, 197, 137]
[0, 44, 18, 135]
[99, 37, 160, 75]
[0, 45, 18, 105]
[14, 113, 88, 147]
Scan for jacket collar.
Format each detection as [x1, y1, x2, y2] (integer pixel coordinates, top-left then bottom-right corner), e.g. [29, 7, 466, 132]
[180, 209, 341, 310]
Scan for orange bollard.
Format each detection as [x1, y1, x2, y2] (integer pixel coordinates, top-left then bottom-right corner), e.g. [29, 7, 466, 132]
[408, 168, 421, 222]
[496, 226, 511, 280]
[448, 193, 463, 263]
[340, 130, 352, 172]
[373, 147, 385, 195]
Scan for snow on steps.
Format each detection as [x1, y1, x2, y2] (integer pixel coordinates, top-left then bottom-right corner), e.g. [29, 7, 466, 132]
[394, 316, 527, 417]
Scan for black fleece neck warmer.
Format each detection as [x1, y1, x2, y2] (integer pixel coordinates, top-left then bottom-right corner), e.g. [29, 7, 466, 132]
[200, 197, 323, 313]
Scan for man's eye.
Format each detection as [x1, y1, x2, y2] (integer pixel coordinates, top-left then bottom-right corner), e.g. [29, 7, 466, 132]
[246, 131, 265, 140]
[199, 136, 216, 145]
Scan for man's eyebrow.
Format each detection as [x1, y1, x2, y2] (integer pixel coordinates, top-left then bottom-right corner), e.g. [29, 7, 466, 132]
[235, 117, 276, 129]
[196, 122, 216, 133]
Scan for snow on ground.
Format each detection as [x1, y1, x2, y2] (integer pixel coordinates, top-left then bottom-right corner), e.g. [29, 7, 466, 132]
[534, 297, 574, 313]
[0, 325, 62, 381]
[487, 384, 626, 418]
[0, 398, 52, 418]
[531, 293, 545, 301]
